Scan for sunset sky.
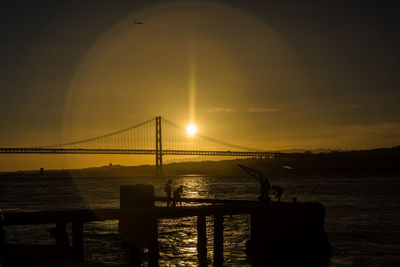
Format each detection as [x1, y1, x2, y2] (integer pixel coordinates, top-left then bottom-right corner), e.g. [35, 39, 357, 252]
[1, 1, 399, 171]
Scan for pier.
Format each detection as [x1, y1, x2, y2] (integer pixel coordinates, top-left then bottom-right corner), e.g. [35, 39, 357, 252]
[0, 185, 331, 266]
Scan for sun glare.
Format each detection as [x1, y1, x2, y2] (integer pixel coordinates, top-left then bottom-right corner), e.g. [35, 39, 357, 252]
[186, 123, 197, 135]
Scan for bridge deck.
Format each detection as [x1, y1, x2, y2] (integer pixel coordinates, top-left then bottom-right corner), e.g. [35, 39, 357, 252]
[0, 148, 276, 157]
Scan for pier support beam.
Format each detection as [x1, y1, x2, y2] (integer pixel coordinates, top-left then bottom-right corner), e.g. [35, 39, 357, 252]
[148, 229, 160, 267]
[250, 213, 256, 240]
[197, 215, 207, 266]
[72, 222, 84, 260]
[51, 223, 69, 247]
[213, 215, 223, 266]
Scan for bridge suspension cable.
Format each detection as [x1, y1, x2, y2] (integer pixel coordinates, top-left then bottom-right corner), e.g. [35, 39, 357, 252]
[0, 116, 277, 160]
[161, 117, 256, 152]
[39, 118, 155, 150]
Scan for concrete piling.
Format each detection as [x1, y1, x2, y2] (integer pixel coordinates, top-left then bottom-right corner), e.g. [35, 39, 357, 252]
[119, 184, 159, 266]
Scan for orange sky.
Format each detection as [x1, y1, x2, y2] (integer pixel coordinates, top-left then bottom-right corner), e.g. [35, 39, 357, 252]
[1, 1, 399, 171]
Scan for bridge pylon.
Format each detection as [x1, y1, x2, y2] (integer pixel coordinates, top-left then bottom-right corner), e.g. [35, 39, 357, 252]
[155, 116, 163, 176]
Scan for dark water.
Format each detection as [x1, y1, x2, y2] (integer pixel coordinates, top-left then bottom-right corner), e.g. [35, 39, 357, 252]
[0, 174, 399, 266]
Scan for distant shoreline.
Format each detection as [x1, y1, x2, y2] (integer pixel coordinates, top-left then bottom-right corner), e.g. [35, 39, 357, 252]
[1, 146, 399, 177]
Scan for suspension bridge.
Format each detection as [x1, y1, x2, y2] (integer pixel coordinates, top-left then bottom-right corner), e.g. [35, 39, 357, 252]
[0, 116, 278, 174]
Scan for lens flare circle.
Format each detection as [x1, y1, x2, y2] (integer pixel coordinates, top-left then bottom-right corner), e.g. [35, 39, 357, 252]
[186, 123, 197, 135]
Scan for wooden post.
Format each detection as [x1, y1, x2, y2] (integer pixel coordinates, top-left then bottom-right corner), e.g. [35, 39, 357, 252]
[148, 217, 159, 267]
[127, 246, 141, 267]
[51, 223, 69, 247]
[250, 213, 256, 240]
[213, 215, 223, 266]
[72, 222, 84, 260]
[197, 215, 207, 266]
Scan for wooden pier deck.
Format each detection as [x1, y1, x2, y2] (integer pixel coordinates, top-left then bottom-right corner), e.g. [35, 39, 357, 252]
[1, 192, 331, 266]
[2, 199, 278, 224]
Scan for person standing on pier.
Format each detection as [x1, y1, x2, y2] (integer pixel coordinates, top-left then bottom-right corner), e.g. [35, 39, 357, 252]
[238, 164, 271, 201]
[272, 185, 284, 202]
[164, 179, 173, 207]
[173, 185, 183, 208]
[260, 177, 271, 201]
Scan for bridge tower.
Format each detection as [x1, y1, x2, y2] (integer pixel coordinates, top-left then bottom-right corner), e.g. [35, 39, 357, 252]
[155, 116, 163, 176]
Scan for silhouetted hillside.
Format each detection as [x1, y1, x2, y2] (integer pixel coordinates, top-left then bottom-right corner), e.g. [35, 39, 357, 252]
[278, 146, 400, 174]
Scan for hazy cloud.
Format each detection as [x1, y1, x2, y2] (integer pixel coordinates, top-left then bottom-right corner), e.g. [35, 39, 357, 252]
[204, 107, 235, 113]
[247, 107, 279, 113]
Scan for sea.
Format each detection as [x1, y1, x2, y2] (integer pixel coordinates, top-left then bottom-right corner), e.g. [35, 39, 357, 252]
[0, 174, 399, 266]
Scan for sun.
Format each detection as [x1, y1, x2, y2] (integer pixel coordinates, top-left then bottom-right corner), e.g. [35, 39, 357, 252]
[186, 123, 197, 135]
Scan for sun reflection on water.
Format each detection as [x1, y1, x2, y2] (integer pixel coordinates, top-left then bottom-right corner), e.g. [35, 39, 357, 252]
[172, 174, 212, 200]
[156, 175, 252, 266]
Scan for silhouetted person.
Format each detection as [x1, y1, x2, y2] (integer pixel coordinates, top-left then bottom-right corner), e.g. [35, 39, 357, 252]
[272, 185, 284, 202]
[259, 178, 271, 201]
[164, 179, 173, 207]
[237, 164, 271, 202]
[173, 185, 183, 208]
